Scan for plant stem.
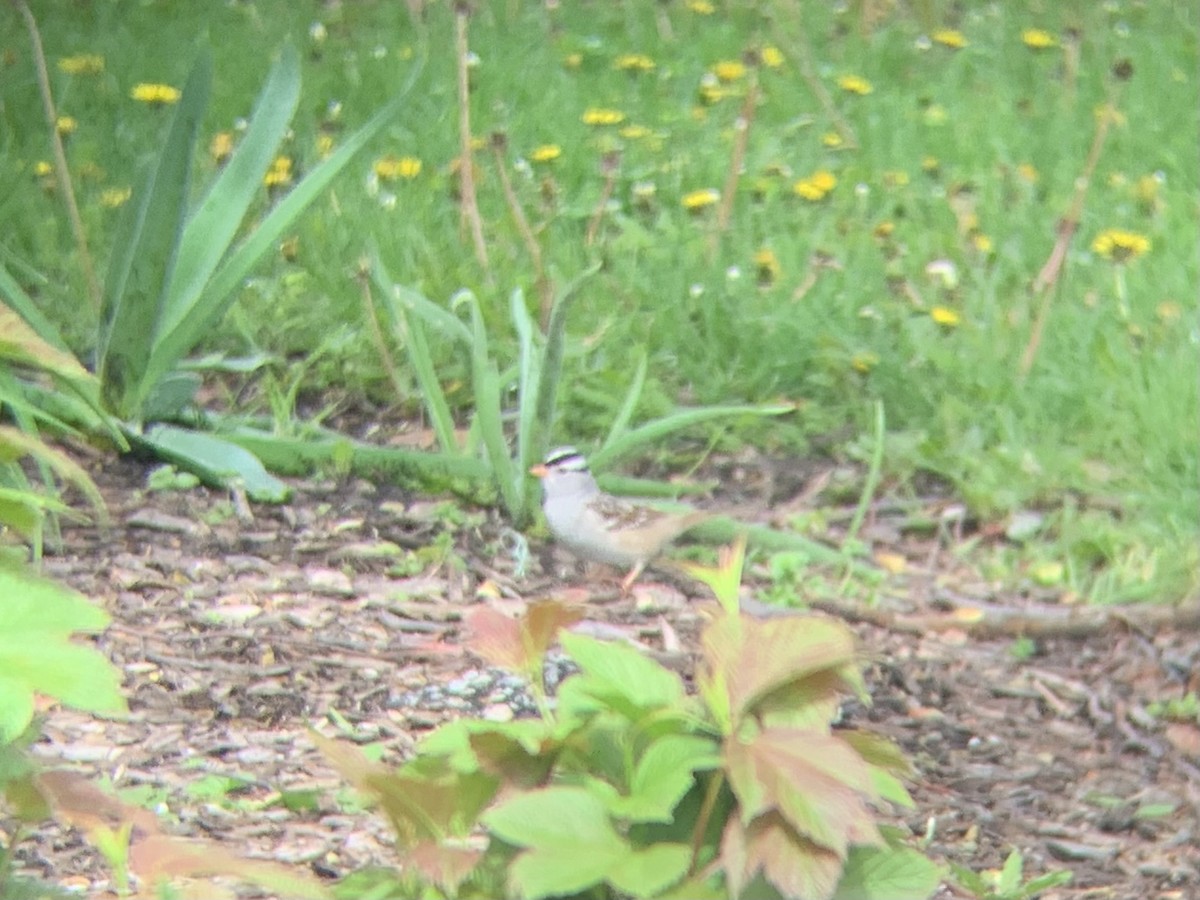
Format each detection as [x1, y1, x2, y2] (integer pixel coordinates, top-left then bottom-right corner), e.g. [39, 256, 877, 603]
[454, 3, 490, 280]
[15, 0, 102, 313]
[490, 134, 553, 325]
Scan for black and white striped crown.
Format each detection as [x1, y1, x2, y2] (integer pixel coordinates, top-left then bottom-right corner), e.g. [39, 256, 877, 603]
[543, 446, 590, 472]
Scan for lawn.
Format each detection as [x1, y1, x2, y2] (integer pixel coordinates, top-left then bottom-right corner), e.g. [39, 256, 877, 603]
[1, 1, 1196, 597]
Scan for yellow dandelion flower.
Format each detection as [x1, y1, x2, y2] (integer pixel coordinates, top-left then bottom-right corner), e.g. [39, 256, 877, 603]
[761, 46, 785, 68]
[1091, 228, 1150, 263]
[529, 144, 562, 162]
[1134, 174, 1161, 205]
[614, 53, 655, 73]
[618, 124, 651, 140]
[687, 0, 715, 13]
[883, 170, 910, 187]
[210, 131, 234, 163]
[316, 133, 335, 160]
[754, 248, 780, 285]
[581, 107, 625, 126]
[374, 155, 423, 180]
[681, 188, 720, 211]
[58, 54, 105, 75]
[921, 155, 941, 174]
[1016, 162, 1038, 183]
[712, 60, 746, 83]
[821, 131, 843, 148]
[851, 351, 879, 373]
[55, 116, 77, 136]
[793, 170, 837, 201]
[131, 83, 181, 105]
[837, 74, 873, 95]
[33, 160, 53, 177]
[563, 52, 583, 70]
[100, 187, 132, 208]
[1022, 28, 1058, 49]
[932, 29, 968, 49]
[971, 232, 993, 253]
[263, 155, 293, 187]
[930, 306, 961, 327]
[873, 221, 895, 239]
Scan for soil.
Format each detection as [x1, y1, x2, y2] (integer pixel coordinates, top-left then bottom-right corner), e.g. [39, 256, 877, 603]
[11, 454, 1200, 899]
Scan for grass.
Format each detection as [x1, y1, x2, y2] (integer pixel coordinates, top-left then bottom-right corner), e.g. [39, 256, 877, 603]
[1, 0, 1196, 603]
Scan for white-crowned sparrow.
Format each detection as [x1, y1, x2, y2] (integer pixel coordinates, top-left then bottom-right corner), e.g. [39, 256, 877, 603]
[529, 446, 713, 592]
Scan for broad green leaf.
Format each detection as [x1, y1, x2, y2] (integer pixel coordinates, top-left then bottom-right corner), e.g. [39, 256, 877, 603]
[487, 786, 627, 898]
[831, 846, 943, 900]
[161, 44, 301, 336]
[608, 735, 721, 823]
[0, 568, 109, 635]
[0, 673, 36, 743]
[0, 641, 126, 734]
[484, 785, 624, 853]
[559, 631, 686, 716]
[98, 49, 211, 419]
[135, 424, 290, 502]
[607, 843, 692, 898]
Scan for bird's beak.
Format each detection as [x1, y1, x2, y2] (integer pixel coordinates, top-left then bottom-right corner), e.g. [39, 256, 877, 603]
[529, 464, 549, 478]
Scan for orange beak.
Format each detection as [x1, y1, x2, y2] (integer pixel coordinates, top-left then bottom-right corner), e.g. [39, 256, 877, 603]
[529, 464, 549, 478]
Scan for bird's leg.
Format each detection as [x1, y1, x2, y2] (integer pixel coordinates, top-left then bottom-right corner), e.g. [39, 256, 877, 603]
[620, 560, 648, 595]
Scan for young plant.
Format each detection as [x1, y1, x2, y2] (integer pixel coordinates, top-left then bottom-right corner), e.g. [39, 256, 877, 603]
[366, 254, 794, 528]
[316, 548, 943, 899]
[949, 847, 1072, 900]
[4, 29, 420, 499]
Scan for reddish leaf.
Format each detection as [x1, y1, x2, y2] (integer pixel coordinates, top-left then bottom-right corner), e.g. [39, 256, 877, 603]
[724, 729, 880, 856]
[466, 600, 583, 673]
[702, 615, 858, 727]
[407, 839, 485, 894]
[129, 834, 329, 898]
[721, 810, 844, 900]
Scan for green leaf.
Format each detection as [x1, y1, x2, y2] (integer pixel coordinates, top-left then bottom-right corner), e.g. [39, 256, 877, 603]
[593, 402, 794, 470]
[0, 674, 36, 743]
[831, 846, 943, 900]
[608, 735, 721, 823]
[0, 639, 127, 726]
[0, 567, 109, 635]
[98, 48, 211, 419]
[607, 843, 692, 898]
[486, 786, 626, 899]
[144, 75, 417, 398]
[605, 351, 648, 447]
[135, 425, 291, 501]
[160, 44, 301, 338]
[559, 631, 687, 716]
[509, 288, 542, 494]
[0, 261, 68, 352]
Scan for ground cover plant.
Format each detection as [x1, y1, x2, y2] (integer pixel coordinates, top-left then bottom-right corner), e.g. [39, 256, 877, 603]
[2, 0, 1195, 603]
[1, 0, 1198, 896]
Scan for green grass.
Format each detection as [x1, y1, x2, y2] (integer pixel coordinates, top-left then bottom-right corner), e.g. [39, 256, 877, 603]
[1, 0, 1196, 602]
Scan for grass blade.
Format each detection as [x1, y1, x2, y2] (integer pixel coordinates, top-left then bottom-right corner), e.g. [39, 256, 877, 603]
[509, 288, 542, 479]
[604, 351, 647, 448]
[98, 49, 211, 419]
[591, 403, 794, 470]
[160, 44, 301, 337]
[370, 256, 460, 454]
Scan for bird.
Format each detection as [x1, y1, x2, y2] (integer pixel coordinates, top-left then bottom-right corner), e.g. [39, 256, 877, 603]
[529, 446, 714, 593]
